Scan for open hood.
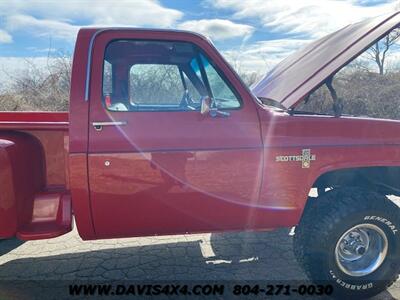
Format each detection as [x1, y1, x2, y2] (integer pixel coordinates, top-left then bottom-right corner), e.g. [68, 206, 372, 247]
[251, 12, 400, 109]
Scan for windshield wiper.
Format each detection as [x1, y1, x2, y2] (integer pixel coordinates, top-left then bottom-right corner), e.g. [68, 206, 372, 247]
[325, 76, 343, 117]
[289, 110, 332, 116]
[259, 97, 287, 110]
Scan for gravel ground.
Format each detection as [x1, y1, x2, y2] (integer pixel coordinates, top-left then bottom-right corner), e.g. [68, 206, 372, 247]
[0, 197, 398, 300]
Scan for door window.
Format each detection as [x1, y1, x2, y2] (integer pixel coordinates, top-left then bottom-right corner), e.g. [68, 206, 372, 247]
[102, 40, 241, 112]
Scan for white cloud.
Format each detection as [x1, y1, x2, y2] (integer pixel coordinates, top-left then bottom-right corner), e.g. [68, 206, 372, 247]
[207, 0, 397, 38]
[0, 0, 183, 26]
[0, 0, 183, 42]
[0, 57, 50, 72]
[242, 39, 310, 56]
[0, 29, 12, 43]
[222, 39, 310, 74]
[6, 14, 79, 42]
[26, 46, 57, 53]
[0, 57, 53, 90]
[204, 0, 398, 73]
[178, 19, 254, 41]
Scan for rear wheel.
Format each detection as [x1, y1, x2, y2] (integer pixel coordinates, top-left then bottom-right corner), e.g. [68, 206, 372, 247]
[294, 188, 400, 299]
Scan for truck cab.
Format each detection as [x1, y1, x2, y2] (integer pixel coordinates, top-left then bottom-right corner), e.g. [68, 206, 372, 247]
[70, 28, 288, 239]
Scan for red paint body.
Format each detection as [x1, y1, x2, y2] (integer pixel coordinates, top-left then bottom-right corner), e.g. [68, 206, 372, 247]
[1, 19, 400, 241]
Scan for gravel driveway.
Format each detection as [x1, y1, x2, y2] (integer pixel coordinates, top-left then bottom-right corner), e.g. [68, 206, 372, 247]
[0, 226, 398, 299]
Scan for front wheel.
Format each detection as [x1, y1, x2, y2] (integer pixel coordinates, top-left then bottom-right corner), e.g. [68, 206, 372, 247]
[294, 188, 400, 299]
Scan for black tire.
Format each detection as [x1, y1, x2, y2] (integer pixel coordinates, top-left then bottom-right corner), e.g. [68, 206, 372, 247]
[293, 187, 400, 299]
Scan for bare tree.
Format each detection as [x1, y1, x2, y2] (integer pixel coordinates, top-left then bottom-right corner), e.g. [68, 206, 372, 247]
[0, 51, 71, 111]
[366, 28, 400, 75]
[223, 51, 267, 87]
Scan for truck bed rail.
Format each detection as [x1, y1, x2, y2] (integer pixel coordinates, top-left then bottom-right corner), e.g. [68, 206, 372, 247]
[0, 112, 69, 130]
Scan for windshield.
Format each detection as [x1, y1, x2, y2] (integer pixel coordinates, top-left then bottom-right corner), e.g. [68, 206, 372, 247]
[190, 54, 241, 109]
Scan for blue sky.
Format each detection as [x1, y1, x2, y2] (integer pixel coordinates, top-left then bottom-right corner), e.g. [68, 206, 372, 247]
[0, 0, 398, 75]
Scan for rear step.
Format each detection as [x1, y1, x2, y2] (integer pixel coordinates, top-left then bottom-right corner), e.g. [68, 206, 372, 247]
[17, 192, 72, 240]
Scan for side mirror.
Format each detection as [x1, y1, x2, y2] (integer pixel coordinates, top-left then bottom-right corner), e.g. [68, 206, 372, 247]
[200, 96, 211, 115]
[200, 96, 230, 118]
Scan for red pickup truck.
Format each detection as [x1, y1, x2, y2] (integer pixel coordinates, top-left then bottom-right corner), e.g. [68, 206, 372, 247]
[1, 11, 399, 298]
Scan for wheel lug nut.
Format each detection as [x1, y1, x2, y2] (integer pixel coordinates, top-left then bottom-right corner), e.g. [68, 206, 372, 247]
[356, 245, 366, 255]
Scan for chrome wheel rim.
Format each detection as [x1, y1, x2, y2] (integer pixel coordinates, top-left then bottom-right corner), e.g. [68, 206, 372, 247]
[335, 223, 388, 277]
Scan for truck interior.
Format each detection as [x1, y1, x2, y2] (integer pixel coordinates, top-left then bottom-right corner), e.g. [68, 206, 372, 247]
[103, 40, 239, 112]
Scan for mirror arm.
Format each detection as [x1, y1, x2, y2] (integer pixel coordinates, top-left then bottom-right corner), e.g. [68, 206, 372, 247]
[210, 107, 230, 117]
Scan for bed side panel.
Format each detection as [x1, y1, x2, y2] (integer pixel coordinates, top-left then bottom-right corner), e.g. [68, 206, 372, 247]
[0, 132, 45, 238]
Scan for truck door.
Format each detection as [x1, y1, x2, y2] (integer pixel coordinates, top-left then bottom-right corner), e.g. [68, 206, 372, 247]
[87, 30, 264, 238]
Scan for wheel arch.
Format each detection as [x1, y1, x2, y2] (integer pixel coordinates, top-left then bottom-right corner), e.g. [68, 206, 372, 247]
[298, 166, 400, 223]
[311, 166, 400, 196]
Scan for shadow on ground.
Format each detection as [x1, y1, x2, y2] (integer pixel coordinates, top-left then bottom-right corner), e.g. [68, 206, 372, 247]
[0, 229, 397, 300]
[0, 230, 304, 280]
[0, 239, 24, 257]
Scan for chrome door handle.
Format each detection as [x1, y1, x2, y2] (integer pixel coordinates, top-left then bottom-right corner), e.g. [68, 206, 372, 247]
[92, 121, 127, 131]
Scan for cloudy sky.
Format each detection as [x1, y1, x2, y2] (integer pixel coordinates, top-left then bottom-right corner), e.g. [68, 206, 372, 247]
[0, 0, 398, 76]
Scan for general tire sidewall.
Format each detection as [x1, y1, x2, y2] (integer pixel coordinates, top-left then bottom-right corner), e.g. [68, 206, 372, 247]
[325, 209, 400, 294]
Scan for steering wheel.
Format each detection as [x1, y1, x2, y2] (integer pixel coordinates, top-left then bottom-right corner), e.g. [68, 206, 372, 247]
[179, 90, 197, 110]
